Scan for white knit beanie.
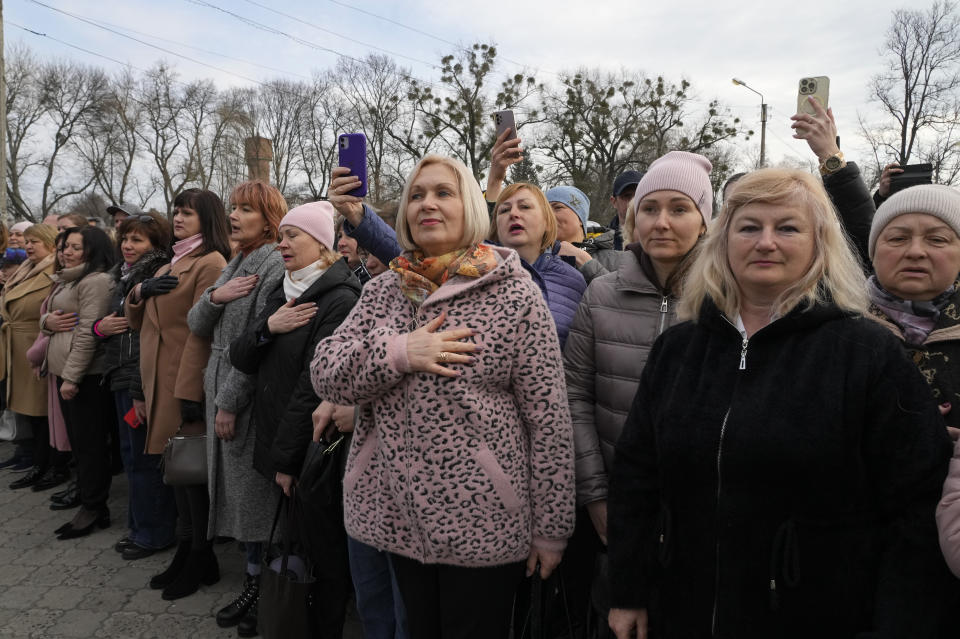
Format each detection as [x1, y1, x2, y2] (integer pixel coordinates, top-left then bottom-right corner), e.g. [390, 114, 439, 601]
[632, 151, 713, 226]
[869, 184, 960, 260]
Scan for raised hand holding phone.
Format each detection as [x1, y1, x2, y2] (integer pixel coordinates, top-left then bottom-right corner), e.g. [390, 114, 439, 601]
[338, 133, 368, 197]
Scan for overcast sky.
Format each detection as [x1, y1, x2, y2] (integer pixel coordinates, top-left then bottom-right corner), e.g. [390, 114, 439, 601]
[7, 0, 916, 172]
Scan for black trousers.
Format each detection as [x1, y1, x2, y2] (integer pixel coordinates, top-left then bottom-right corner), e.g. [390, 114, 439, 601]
[174, 484, 211, 549]
[57, 377, 115, 510]
[390, 554, 525, 639]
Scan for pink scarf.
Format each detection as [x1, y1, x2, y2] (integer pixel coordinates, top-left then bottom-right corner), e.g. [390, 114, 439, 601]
[171, 233, 203, 265]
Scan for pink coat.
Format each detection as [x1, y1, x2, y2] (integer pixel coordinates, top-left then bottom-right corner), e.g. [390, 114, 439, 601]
[937, 438, 960, 576]
[311, 247, 575, 567]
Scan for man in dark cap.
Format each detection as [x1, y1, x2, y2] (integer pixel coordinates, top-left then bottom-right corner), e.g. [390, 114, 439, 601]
[609, 170, 643, 250]
[107, 202, 146, 231]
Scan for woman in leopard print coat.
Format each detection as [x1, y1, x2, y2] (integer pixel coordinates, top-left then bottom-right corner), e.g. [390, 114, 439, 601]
[313, 154, 575, 638]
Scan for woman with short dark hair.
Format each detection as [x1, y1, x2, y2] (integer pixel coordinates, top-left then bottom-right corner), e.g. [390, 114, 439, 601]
[96, 212, 175, 560]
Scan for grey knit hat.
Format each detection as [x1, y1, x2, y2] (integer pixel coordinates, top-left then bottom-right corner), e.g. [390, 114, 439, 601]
[632, 151, 713, 226]
[869, 184, 960, 260]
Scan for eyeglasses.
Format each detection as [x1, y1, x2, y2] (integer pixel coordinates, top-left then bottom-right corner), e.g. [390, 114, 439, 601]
[131, 215, 156, 223]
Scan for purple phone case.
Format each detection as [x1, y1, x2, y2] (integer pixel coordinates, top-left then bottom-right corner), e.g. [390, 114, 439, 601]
[338, 133, 368, 197]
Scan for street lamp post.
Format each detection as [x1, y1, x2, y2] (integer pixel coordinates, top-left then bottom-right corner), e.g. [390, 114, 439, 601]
[732, 78, 767, 168]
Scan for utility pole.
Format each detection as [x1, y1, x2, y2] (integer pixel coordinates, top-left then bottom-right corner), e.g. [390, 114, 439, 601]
[0, 0, 7, 223]
[732, 78, 767, 168]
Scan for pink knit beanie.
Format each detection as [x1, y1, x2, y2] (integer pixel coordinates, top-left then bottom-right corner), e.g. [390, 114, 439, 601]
[279, 201, 336, 251]
[632, 151, 714, 226]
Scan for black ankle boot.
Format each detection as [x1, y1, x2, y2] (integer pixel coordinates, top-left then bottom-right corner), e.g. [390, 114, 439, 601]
[162, 546, 219, 600]
[236, 596, 259, 637]
[150, 540, 191, 590]
[216, 573, 260, 628]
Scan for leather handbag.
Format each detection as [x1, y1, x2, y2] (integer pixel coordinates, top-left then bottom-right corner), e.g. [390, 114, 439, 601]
[161, 430, 207, 486]
[259, 491, 315, 639]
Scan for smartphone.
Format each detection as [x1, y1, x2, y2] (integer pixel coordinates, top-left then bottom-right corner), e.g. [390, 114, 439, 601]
[338, 133, 368, 197]
[797, 76, 830, 115]
[889, 163, 934, 195]
[492, 109, 518, 140]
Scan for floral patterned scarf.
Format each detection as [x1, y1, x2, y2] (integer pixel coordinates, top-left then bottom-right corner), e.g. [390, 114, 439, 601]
[389, 244, 498, 308]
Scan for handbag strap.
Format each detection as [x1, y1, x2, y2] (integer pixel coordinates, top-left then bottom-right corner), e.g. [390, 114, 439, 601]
[280, 487, 297, 576]
[266, 493, 285, 554]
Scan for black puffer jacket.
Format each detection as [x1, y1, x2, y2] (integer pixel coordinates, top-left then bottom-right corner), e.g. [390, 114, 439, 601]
[822, 161, 875, 268]
[608, 298, 954, 638]
[98, 251, 170, 396]
[230, 259, 361, 479]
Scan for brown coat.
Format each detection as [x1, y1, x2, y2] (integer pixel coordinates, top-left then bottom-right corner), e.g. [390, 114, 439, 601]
[43, 266, 115, 384]
[0, 256, 56, 416]
[127, 248, 226, 454]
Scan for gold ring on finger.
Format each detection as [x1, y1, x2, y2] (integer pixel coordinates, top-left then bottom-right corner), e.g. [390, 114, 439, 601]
[438, 352, 448, 363]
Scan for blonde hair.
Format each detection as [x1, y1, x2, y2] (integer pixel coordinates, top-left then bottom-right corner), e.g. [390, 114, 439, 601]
[313, 244, 341, 270]
[489, 183, 557, 253]
[678, 168, 868, 321]
[395, 155, 490, 252]
[623, 197, 641, 245]
[24, 223, 58, 250]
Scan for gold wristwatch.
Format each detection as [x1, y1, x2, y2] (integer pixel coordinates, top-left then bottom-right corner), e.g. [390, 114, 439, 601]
[819, 151, 846, 176]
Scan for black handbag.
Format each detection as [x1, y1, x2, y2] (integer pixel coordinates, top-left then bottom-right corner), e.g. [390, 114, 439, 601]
[514, 567, 576, 639]
[161, 430, 207, 486]
[294, 435, 348, 562]
[259, 491, 316, 639]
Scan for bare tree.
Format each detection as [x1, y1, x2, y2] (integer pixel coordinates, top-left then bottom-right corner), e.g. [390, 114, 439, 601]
[408, 43, 539, 181]
[5, 45, 47, 221]
[335, 55, 416, 204]
[35, 60, 110, 217]
[75, 68, 155, 209]
[136, 63, 194, 214]
[862, 0, 960, 181]
[539, 70, 656, 199]
[297, 72, 349, 200]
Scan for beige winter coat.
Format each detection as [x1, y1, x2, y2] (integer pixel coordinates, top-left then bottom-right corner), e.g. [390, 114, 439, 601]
[42, 266, 114, 384]
[0, 255, 56, 415]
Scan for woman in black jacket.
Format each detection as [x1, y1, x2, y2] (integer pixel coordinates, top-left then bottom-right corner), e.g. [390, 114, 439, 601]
[607, 168, 954, 639]
[230, 201, 360, 638]
[95, 212, 175, 559]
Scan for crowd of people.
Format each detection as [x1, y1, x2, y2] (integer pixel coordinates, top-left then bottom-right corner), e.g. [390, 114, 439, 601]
[1, 94, 960, 639]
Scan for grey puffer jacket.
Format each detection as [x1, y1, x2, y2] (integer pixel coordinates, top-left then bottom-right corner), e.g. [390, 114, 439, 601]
[563, 247, 678, 506]
[578, 228, 623, 284]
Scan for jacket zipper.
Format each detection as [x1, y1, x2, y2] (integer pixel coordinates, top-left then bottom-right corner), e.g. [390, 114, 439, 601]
[711, 407, 731, 636]
[657, 295, 669, 335]
[404, 308, 429, 560]
[723, 316, 750, 371]
[713, 316, 750, 635]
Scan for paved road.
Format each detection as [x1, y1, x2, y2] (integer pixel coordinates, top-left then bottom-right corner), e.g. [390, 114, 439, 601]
[0, 440, 362, 638]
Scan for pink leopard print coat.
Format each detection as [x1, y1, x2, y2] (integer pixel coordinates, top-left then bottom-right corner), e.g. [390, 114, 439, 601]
[311, 247, 575, 567]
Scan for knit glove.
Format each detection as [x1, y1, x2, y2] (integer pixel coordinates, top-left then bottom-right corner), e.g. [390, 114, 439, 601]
[180, 399, 204, 424]
[140, 275, 179, 300]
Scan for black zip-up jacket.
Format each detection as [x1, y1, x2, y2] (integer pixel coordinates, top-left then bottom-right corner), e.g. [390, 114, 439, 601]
[97, 251, 170, 396]
[608, 298, 953, 638]
[229, 259, 361, 479]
